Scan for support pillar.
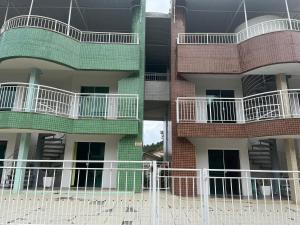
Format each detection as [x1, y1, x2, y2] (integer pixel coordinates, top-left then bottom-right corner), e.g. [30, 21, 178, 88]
[26, 69, 41, 111]
[276, 74, 290, 118]
[243, 0, 249, 38]
[285, 0, 293, 29]
[67, 0, 73, 35]
[284, 139, 300, 201]
[13, 133, 31, 192]
[27, 0, 34, 26]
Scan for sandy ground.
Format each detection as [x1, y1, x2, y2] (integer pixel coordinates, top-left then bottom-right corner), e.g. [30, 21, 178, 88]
[0, 190, 299, 225]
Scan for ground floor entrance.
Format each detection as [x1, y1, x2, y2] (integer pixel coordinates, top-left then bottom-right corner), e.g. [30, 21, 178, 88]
[74, 142, 105, 188]
[208, 149, 241, 196]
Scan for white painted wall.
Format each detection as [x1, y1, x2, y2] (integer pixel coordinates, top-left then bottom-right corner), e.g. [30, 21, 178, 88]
[186, 76, 244, 123]
[40, 71, 129, 94]
[0, 133, 18, 184]
[189, 138, 251, 196]
[62, 134, 122, 188]
[0, 133, 18, 159]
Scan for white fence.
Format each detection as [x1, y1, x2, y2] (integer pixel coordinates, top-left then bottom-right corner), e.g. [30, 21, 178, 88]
[178, 19, 300, 44]
[0, 83, 139, 120]
[177, 89, 300, 123]
[0, 15, 139, 44]
[0, 160, 299, 225]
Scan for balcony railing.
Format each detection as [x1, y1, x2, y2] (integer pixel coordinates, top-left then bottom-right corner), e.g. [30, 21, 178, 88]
[0, 83, 139, 120]
[178, 19, 300, 44]
[177, 89, 300, 123]
[0, 159, 299, 225]
[0, 15, 139, 44]
[145, 72, 169, 81]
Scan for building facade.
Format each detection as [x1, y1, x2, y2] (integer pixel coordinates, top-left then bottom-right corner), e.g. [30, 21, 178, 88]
[0, 0, 145, 190]
[170, 0, 300, 195]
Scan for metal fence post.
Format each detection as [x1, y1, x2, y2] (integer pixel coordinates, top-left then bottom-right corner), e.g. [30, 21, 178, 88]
[202, 169, 209, 225]
[151, 161, 158, 225]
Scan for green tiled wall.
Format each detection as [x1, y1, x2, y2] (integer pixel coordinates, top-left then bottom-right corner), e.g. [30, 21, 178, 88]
[117, 0, 146, 192]
[0, 112, 138, 135]
[0, 28, 140, 71]
[117, 136, 143, 192]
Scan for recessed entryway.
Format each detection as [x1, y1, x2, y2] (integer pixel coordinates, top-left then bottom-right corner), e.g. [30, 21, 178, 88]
[74, 142, 105, 188]
[208, 149, 241, 196]
[0, 141, 7, 180]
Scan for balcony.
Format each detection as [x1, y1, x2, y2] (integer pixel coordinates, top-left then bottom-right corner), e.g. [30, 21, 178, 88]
[176, 19, 300, 74]
[0, 83, 139, 134]
[0, 15, 140, 71]
[178, 19, 300, 44]
[176, 90, 300, 138]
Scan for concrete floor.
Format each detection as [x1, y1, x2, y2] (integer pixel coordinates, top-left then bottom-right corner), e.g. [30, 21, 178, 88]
[0, 190, 299, 225]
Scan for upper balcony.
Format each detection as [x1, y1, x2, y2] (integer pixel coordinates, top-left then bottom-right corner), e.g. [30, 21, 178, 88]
[0, 0, 143, 71]
[176, 89, 300, 138]
[0, 15, 140, 71]
[0, 82, 139, 135]
[174, 0, 300, 75]
[177, 19, 300, 74]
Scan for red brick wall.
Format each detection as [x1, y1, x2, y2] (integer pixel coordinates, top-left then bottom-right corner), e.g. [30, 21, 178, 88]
[177, 31, 300, 74]
[177, 118, 300, 138]
[170, 7, 197, 196]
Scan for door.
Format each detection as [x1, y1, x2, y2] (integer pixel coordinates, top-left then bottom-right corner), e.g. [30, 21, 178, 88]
[75, 142, 105, 188]
[206, 90, 235, 123]
[80, 86, 109, 117]
[208, 150, 241, 196]
[0, 141, 7, 181]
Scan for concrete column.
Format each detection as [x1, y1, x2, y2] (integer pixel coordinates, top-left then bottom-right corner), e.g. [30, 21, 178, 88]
[25, 68, 42, 112]
[13, 133, 31, 192]
[13, 69, 41, 192]
[276, 74, 290, 117]
[271, 140, 281, 195]
[284, 139, 300, 201]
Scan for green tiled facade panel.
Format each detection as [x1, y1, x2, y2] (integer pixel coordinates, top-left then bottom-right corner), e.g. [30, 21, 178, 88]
[117, 135, 143, 192]
[0, 112, 138, 135]
[117, 0, 145, 191]
[0, 28, 140, 71]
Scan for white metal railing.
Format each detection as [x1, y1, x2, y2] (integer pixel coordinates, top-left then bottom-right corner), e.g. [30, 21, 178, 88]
[177, 89, 300, 123]
[0, 82, 139, 120]
[0, 160, 299, 225]
[145, 72, 169, 81]
[178, 19, 300, 44]
[0, 15, 139, 44]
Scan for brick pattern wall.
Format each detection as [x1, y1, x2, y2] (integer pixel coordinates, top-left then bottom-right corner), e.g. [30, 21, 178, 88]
[170, 7, 197, 196]
[0, 111, 139, 135]
[177, 31, 300, 74]
[117, 0, 146, 192]
[0, 28, 140, 71]
[177, 118, 300, 138]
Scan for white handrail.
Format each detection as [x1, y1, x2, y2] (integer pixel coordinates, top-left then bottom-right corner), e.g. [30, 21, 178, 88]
[0, 15, 139, 44]
[0, 82, 139, 120]
[178, 18, 300, 44]
[177, 89, 300, 123]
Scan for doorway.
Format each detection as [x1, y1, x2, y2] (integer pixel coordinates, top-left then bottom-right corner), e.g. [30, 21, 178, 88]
[0, 141, 7, 180]
[206, 90, 236, 123]
[208, 150, 241, 196]
[74, 142, 105, 188]
[80, 86, 109, 117]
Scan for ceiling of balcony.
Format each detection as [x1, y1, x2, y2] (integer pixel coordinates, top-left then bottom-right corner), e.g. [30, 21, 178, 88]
[146, 12, 170, 72]
[0, 0, 140, 32]
[178, 0, 300, 33]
